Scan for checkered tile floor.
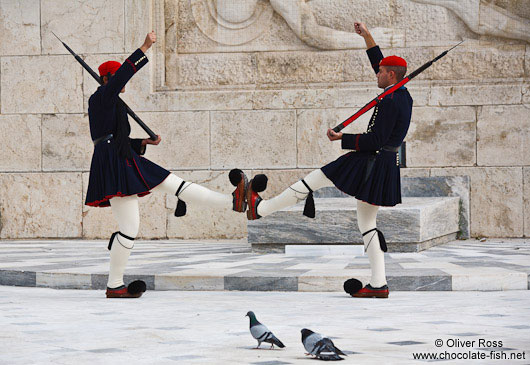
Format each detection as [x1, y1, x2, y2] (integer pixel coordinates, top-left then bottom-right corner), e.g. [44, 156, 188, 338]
[0, 238, 528, 291]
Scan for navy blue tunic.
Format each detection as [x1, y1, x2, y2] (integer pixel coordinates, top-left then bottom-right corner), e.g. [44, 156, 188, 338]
[321, 46, 413, 206]
[85, 49, 170, 207]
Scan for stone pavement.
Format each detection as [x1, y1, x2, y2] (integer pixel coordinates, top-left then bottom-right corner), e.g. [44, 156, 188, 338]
[0, 238, 529, 292]
[1, 286, 529, 364]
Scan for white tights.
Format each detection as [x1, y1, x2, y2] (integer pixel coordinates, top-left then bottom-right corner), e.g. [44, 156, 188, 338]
[356, 200, 387, 288]
[257, 169, 334, 217]
[257, 168, 387, 288]
[106, 173, 232, 288]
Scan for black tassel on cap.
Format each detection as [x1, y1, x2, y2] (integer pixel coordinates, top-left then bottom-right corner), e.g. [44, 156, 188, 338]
[362, 228, 387, 252]
[174, 181, 187, 217]
[301, 179, 315, 218]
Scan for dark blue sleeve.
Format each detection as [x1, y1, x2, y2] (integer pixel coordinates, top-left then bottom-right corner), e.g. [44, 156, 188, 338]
[341, 97, 398, 151]
[130, 138, 146, 155]
[101, 48, 148, 106]
[366, 45, 384, 74]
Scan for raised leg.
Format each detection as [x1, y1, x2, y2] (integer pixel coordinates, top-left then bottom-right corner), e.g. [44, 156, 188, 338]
[256, 169, 334, 217]
[151, 173, 232, 209]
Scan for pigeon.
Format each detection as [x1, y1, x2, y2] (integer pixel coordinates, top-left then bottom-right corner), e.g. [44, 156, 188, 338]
[301, 328, 346, 361]
[245, 311, 285, 349]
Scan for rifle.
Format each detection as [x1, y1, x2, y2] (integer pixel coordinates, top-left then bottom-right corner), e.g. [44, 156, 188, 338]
[52, 32, 157, 140]
[332, 41, 464, 132]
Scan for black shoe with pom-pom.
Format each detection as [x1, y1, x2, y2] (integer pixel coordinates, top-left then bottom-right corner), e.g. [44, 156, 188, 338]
[106, 280, 146, 298]
[246, 174, 268, 220]
[229, 169, 248, 213]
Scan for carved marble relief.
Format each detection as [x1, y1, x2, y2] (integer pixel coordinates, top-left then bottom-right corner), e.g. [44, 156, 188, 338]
[190, 0, 401, 49]
[411, 0, 529, 43]
[153, 0, 529, 91]
[191, 0, 274, 45]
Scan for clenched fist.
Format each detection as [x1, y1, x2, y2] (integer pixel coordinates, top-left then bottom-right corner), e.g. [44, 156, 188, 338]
[140, 31, 156, 53]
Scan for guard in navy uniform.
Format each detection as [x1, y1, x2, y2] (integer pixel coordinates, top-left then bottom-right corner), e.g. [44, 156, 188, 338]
[86, 32, 248, 298]
[244, 23, 413, 299]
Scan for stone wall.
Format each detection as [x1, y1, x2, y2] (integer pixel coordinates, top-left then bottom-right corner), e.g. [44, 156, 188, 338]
[0, 0, 528, 239]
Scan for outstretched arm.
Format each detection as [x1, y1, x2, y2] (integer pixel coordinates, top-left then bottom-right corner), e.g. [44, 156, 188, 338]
[102, 32, 155, 104]
[355, 22, 384, 74]
[354, 22, 376, 49]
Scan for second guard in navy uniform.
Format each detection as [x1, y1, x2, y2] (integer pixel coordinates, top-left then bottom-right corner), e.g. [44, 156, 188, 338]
[244, 22, 414, 298]
[85, 32, 248, 298]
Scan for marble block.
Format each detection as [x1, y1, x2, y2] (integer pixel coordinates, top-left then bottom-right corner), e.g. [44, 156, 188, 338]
[131, 112, 210, 170]
[155, 274, 224, 291]
[248, 197, 460, 250]
[0, 173, 82, 238]
[477, 105, 530, 166]
[407, 106, 476, 167]
[125, 0, 151, 53]
[0, 0, 40, 56]
[0, 270, 36, 287]
[296, 108, 356, 168]
[41, 0, 124, 54]
[401, 176, 470, 239]
[431, 167, 523, 237]
[177, 53, 257, 88]
[0, 114, 41, 172]
[256, 51, 350, 85]
[42, 114, 92, 171]
[36, 272, 92, 290]
[429, 82, 522, 106]
[1, 56, 83, 114]
[211, 110, 296, 169]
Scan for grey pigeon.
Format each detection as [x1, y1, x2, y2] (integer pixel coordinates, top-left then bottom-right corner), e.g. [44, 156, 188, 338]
[301, 328, 346, 361]
[245, 311, 285, 349]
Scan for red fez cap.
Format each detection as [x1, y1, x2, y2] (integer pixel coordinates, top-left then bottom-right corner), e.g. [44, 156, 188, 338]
[379, 55, 407, 68]
[98, 61, 121, 76]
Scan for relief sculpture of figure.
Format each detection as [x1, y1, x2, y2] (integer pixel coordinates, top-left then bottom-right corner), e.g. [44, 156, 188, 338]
[411, 0, 530, 42]
[269, 0, 403, 49]
[193, 0, 403, 48]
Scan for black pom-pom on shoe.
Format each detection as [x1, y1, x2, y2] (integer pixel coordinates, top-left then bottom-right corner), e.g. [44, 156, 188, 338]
[252, 174, 268, 193]
[343, 278, 363, 296]
[229, 169, 244, 186]
[127, 280, 147, 295]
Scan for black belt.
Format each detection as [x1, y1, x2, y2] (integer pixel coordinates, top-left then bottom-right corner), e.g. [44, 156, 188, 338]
[93, 134, 113, 146]
[382, 145, 400, 153]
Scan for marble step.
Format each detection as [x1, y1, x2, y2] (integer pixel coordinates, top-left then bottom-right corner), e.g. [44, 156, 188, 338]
[248, 196, 460, 253]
